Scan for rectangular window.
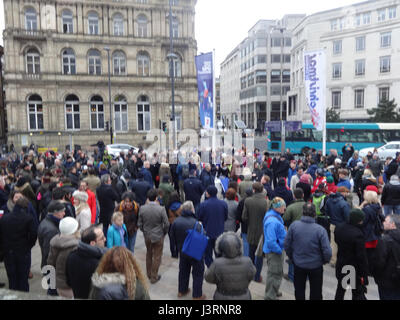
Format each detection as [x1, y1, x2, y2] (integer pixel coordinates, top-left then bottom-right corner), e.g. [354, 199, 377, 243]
[137, 104, 150, 131]
[381, 32, 392, 48]
[256, 70, 267, 84]
[363, 12, 371, 24]
[331, 19, 338, 31]
[355, 89, 365, 108]
[355, 14, 361, 26]
[271, 54, 281, 63]
[241, 77, 247, 89]
[271, 70, 281, 83]
[355, 59, 365, 76]
[333, 40, 342, 55]
[332, 63, 342, 79]
[380, 56, 391, 73]
[271, 38, 282, 47]
[282, 70, 290, 83]
[379, 87, 390, 102]
[356, 36, 365, 51]
[389, 7, 397, 19]
[257, 55, 267, 64]
[284, 38, 291, 47]
[378, 9, 386, 22]
[332, 91, 341, 109]
[271, 86, 281, 96]
[247, 73, 254, 86]
[284, 55, 291, 63]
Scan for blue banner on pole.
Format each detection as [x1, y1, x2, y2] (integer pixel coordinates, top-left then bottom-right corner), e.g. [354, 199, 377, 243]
[195, 52, 214, 129]
[284, 121, 302, 132]
[264, 121, 281, 132]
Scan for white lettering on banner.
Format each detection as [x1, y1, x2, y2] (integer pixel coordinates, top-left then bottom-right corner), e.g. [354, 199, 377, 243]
[304, 50, 326, 131]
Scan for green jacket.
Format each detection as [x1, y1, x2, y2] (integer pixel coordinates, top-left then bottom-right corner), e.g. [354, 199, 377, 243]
[158, 183, 175, 207]
[283, 199, 305, 228]
[242, 193, 269, 246]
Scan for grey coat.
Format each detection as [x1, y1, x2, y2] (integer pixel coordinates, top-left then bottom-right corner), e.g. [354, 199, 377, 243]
[242, 192, 269, 246]
[37, 215, 60, 268]
[47, 234, 79, 290]
[224, 200, 238, 232]
[205, 232, 256, 300]
[284, 216, 332, 269]
[138, 202, 169, 243]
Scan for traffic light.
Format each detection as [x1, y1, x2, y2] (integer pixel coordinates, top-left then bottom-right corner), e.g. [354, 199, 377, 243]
[162, 121, 167, 132]
[105, 121, 109, 131]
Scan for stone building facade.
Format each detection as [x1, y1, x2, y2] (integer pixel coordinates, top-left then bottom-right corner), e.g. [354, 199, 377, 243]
[3, 0, 199, 151]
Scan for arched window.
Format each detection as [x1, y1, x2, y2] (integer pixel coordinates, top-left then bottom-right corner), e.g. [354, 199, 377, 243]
[27, 94, 43, 130]
[137, 95, 150, 131]
[25, 7, 37, 31]
[114, 96, 128, 132]
[88, 49, 101, 75]
[62, 49, 76, 75]
[90, 96, 104, 130]
[62, 9, 73, 33]
[173, 54, 182, 78]
[88, 11, 99, 35]
[137, 52, 150, 76]
[113, 51, 126, 75]
[26, 48, 40, 74]
[137, 15, 148, 37]
[113, 13, 124, 36]
[171, 17, 179, 38]
[65, 94, 80, 130]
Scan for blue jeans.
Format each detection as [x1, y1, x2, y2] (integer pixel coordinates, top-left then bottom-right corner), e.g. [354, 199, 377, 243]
[4, 251, 31, 292]
[378, 286, 400, 300]
[241, 233, 250, 257]
[249, 244, 263, 282]
[288, 261, 294, 282]
[179, 254, 205, 298]
[128, 232, 137, 254]
[384, 205, 400, 216]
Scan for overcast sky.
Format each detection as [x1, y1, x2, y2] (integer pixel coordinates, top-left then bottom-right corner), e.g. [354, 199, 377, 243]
[0, 0, 360, 73]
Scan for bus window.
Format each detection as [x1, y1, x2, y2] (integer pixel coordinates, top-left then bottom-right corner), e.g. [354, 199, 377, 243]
[270, 132, 281, 140]
[311, 130, 322, 142]
[327, 129, 339, 142]
[389, 130, 400, 141]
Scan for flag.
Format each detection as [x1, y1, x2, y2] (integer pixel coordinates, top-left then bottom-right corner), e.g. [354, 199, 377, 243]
[195, 52, 214, 129]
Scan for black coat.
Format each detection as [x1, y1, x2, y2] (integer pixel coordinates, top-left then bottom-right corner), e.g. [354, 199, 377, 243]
[0, 204, 37, 254]
[296, 181, 312, 202]
[372, 229, 400, 289]
[275, 159, 290, 178]
[272, 185, 294, 207]
[66, 241, 107, 299]
[381, 183, 400, 206]
[96, 184, 119, 226]
[0, 188, 8, 209]
[129, 179, 152, 206]
[37, 215, 60, 268]
[183, 177, 204, 207]
[170, 210, 200, 254]
[386, 160, 399, 181]
[334, 222, 369, 281]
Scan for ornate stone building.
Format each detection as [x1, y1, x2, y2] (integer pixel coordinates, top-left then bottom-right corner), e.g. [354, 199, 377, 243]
[3, 0, 199, 151]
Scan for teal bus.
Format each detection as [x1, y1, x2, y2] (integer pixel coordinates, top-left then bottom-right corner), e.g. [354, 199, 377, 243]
[267, 123, 400, 154]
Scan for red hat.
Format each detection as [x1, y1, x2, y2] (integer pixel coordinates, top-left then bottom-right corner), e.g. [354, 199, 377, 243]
[365, 185, 378, 193]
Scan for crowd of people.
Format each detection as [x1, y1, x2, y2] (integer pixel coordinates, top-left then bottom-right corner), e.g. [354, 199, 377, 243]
[0, 141, 399, 300]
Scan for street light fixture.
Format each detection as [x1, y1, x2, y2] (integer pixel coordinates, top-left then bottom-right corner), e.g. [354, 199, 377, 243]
[104, 47, 113, 145]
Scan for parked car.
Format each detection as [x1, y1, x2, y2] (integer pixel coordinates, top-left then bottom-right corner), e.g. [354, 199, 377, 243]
[359, 141, 400, 160]
[106, 144, 139, 157]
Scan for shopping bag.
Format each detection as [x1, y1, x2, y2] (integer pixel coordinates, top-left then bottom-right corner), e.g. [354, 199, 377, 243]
[182, 221, 209, 261]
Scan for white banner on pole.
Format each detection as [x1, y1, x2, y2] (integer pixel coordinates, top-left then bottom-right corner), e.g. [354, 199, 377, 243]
[304, 50, 326, 132]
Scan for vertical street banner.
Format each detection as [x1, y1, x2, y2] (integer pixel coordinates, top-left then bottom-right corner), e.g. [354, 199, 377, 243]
[195, 52, 214, 129]
[304, 50, 326, 131]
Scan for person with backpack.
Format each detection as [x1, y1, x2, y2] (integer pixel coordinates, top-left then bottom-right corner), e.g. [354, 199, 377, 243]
[372, 214, 400, 299]
[311, 183, 330, 241]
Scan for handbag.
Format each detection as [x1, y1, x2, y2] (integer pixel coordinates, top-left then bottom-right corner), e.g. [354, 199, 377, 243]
[182, 221, 209, 261]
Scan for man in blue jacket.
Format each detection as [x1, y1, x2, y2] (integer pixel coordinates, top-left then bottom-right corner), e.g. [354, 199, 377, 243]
[183, 170, 204, 213]
[284, 203, 332, 300]
[170, 201, 206, 300]
[198, 185, 228, 267]
[263, 197, 287, 300]
[140, 160, 154, 188]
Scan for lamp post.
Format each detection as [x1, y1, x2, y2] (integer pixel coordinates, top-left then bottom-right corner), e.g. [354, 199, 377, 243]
[271, 26, 286, 154]
[168, 0, 177, 151]
[104, 47, 113, 145]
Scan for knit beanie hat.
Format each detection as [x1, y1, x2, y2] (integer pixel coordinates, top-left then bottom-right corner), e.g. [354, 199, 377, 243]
[300, 174, 311, 184]
[271, 197, 286, 209]
[365, 185, 378, 194]
[349, 209, 365, 226]
[59, 217, 79, 235]
[326, 176, 334, 184]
